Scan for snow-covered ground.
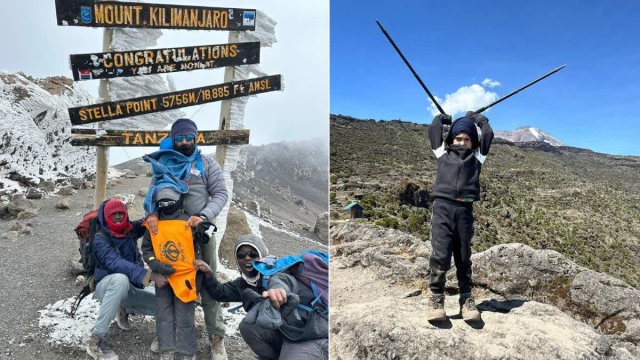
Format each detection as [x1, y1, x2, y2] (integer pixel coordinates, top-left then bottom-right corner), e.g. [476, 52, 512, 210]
[38, 265, 247, 349]
[243, 209, 325, 248]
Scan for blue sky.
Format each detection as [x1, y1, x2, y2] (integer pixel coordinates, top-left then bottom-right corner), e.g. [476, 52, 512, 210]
[331, 0, 640, 155]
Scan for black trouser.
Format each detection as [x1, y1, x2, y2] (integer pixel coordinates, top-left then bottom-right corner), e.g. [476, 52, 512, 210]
[239, 320, 328, 360]
[429, 198, 474, 295]
[155, 272, 203, 356]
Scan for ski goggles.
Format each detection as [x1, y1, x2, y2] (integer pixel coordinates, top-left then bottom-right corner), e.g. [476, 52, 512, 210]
[237, 249, 260, 259]
[174, 134, 195, 143]
[157, 200, 177, 208]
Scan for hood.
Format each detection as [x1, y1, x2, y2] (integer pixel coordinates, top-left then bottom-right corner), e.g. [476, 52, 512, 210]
[97, 199, 133, 238]
[445, 116, 481, 150]
[235, 234, 269, 286]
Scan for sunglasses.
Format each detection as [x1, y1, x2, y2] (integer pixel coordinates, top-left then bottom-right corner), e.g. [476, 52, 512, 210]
[236, 250, 260, 259]
[174, 135, 195, 143]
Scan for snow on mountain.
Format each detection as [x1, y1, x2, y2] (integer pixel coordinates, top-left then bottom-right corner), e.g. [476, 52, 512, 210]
[0, 71, 97, 185]
[494, 126, 564, 146]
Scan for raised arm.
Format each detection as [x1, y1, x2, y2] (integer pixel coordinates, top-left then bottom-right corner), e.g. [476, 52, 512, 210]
[428, 114, 452, 158]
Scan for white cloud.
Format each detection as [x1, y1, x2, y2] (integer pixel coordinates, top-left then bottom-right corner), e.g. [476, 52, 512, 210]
[428, 83, 499, 118]
[482, 78, 501, 88]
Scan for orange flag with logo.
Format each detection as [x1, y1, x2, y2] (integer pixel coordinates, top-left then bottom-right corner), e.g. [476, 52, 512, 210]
[144, 220, 198, 303]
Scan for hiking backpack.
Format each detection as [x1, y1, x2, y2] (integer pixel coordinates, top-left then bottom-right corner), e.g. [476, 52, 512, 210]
[70, 210, 118, 317]
[254, 250, 329, 314]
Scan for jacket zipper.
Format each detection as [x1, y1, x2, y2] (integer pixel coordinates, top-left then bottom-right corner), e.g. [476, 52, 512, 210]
[456, 159, 463, 198]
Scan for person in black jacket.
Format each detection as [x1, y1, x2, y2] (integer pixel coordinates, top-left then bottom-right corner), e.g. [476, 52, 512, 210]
[141, 188, 212, 360]
[426, 112, 494, 322]
[194, 234, 329, 360]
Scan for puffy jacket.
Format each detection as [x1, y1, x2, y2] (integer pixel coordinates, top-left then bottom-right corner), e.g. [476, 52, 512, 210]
[93, 200, 149, 288]
[428, 115, 494, 201]
[146, 151, 228, 221]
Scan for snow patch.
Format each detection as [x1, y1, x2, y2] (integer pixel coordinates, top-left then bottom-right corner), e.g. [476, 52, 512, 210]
[529, 127, 540, 139]
[38, 295, 100, 349]
[243, 210, 326, 248]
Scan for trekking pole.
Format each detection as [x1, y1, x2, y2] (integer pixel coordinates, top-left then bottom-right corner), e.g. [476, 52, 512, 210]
[375, 20, 446, 115]
[471, 65, 566, 114]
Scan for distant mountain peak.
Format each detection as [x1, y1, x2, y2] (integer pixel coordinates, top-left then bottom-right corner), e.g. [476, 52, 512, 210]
[495, 126, 564, 146]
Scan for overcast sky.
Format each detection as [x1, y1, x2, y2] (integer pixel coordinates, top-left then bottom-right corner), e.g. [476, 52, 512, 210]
[0, 0, 329, 164]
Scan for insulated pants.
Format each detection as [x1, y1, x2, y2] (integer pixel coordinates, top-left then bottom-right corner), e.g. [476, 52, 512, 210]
[239, 319, 329, 360]
[154, 273, 202, 356]
[429, 198, 474, 295]
[92, 273, 156, 336]
[200, 235, 226, 337]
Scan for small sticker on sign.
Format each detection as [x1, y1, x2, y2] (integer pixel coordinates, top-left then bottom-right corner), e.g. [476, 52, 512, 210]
[81, 6, 92, 24]
[243, 11, 255, 26]
[79, 69, 92, 80]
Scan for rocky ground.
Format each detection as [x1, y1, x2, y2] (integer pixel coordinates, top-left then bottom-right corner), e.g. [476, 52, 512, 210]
[0, 173, 326, 360]
[330, 221, 640, 360]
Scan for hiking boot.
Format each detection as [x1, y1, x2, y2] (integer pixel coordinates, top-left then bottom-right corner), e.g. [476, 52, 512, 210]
[426, 294, 447, 321]
[460, 293, 481, 322]
[87, 334, 118, 360]
[159, 350, 175, 360]
[174, 354, 196, 360]
[150, 339, 159, 353]
[209, 334, 228, 360]
[115, 307, 132, 331]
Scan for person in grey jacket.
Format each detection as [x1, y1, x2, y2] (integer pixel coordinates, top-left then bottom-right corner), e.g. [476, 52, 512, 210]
[145, 118, 229, 360]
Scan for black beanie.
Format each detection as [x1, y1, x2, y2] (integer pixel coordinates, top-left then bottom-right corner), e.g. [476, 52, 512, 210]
[170, 118, 198, 138]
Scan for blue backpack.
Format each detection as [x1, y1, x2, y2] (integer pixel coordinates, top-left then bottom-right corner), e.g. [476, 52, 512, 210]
[254, 250, 329, 316]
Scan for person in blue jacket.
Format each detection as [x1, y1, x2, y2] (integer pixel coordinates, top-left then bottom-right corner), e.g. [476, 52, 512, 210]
[87, 198, 166, 360]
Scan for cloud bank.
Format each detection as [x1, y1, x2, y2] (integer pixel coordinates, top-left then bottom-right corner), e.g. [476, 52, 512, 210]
[428, 80, 500, 117]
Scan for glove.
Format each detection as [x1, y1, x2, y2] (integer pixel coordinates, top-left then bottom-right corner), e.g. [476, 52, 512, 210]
[148, 259, 175, 276]
[433, 114, 452, 125]
[466, 111, 489, 126]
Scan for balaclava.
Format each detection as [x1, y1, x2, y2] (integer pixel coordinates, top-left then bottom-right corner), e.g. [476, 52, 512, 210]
[104, 199, 132, 237]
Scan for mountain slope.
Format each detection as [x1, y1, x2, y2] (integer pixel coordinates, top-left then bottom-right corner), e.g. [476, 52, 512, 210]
[495, 126, 564, 146]
[330, 114, 640, 288]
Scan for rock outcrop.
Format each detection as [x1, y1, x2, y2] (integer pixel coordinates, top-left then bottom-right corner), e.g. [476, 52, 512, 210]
[330, 221, 640, 358]
[219, 205, 252, 265]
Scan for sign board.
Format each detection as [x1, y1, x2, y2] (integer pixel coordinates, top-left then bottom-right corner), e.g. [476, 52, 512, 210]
[70, 42, 260, 81]
[70, 128, 250, 147]
[69, 74, 282, 125]
[55, 0, 257, 31]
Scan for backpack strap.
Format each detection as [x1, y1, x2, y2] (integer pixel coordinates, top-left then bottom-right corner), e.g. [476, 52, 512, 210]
[96, 230, 120, 255]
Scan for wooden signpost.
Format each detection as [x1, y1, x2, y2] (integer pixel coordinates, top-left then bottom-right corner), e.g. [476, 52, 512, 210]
[55, 0, 256, 31]
[68, 75, 281, 125]
[69, 42, 260, 81]
[70, 128, 250, 147]
[57, 0, 280, 210]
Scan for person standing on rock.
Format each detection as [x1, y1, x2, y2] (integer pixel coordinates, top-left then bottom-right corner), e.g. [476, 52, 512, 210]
[87, 198, 166, 360]
[144, 118, 229, 360]
[426, 112, 494, 322]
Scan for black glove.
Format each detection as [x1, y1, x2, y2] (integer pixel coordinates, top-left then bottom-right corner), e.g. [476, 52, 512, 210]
[148, 259, 175, 276]
[433, 114, 452, 125]
[466, 111, 489, 126]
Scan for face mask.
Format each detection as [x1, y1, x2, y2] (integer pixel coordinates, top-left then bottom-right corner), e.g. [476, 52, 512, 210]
[175, 142, 195, 156]
[449, 144, 473, 159]
[158, 195, 184, 216]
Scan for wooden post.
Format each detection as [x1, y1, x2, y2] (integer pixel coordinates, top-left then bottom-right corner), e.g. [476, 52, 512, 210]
[94, 28, 113, 209]
[215, 31, 240, 170]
